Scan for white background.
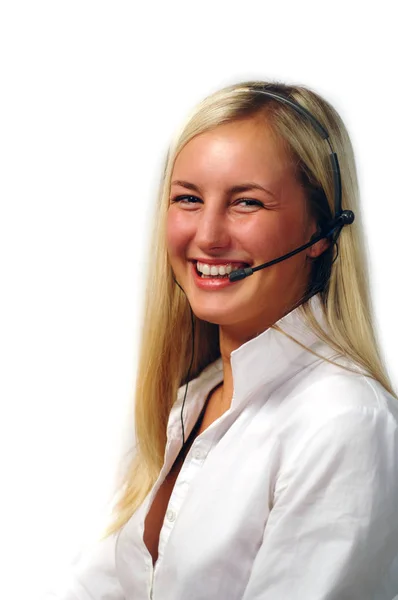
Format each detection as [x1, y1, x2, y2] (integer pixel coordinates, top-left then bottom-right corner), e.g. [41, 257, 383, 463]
[1, 1, 397, 598]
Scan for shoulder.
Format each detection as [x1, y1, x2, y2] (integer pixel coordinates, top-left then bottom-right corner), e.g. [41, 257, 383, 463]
[282, 350, 398, 422]
[274, 367, 398, 496]
[270, 355, 398, 463]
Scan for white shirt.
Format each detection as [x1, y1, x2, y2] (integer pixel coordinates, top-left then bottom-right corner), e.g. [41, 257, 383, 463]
[45, 294, 398, 599]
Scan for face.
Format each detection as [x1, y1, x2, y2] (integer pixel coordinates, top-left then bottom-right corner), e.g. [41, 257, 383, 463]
[166, 116, 326, 339]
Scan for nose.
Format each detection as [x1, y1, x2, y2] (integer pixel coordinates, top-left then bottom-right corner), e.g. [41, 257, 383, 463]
[194, 204, 231, 252]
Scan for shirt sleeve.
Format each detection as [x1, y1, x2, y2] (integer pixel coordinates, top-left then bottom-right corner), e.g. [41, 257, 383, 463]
[42, 533, 125, 600]
[241, 406, 398, 600]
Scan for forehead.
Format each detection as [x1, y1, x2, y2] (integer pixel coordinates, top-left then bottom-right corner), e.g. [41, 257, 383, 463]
[172, 117, 295, 185]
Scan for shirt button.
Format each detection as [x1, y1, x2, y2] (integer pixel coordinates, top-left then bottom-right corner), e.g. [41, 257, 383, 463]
[193, 449, 202, 459]
[167, 509, 176, 522]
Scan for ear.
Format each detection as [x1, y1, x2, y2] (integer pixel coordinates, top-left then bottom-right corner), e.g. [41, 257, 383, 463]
[306, 226, 332, 259]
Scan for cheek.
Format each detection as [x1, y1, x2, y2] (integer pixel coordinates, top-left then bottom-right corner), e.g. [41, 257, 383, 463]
[237, 216, 287, 257]
[166, 208, 191, 259]
[236, 211, 305, 264]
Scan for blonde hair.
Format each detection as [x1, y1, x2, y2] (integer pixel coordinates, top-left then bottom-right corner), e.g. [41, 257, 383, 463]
[103, 80, 397, 537]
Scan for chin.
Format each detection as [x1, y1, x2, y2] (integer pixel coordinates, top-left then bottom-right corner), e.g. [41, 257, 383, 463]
[188, 301, 240, 327]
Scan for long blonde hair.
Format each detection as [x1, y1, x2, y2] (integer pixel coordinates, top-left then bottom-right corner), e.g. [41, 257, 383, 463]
[103, 80, 397, 537]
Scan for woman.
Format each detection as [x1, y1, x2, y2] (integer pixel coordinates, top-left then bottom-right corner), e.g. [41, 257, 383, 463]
[48, 81, 398, 599]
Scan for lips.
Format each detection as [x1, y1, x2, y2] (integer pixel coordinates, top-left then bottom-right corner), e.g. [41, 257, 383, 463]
[190, 261, 245, 289]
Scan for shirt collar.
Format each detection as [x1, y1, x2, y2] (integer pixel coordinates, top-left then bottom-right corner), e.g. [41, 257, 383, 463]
[168, 293, 334, 438]
[230, 292, 332, 404]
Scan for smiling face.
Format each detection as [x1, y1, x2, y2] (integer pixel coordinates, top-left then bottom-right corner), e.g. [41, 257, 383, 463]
[166, 116, 325, 340]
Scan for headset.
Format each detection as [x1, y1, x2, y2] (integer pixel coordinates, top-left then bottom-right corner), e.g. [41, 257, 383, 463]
[176, 88, 355, 446]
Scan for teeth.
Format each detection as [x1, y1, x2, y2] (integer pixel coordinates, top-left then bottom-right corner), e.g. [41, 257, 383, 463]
[196, 261, 245, 276]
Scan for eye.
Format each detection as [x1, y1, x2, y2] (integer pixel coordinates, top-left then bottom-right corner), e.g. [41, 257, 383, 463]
[234, 199, 265, 210]
[170, 195, 202, 207]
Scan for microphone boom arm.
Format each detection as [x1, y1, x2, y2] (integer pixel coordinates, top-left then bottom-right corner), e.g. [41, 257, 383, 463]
[229, 210, 354, 282]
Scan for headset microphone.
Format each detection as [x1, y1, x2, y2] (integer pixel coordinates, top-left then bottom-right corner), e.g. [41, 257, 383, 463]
[229, 209, 355, 282]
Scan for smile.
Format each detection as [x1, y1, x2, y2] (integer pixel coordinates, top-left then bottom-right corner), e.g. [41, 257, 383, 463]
[190, 260, 249, 289]
[196, 261, 247, 277]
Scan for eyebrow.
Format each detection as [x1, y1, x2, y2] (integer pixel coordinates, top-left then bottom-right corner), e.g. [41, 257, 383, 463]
[171, 179, 276, 199]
